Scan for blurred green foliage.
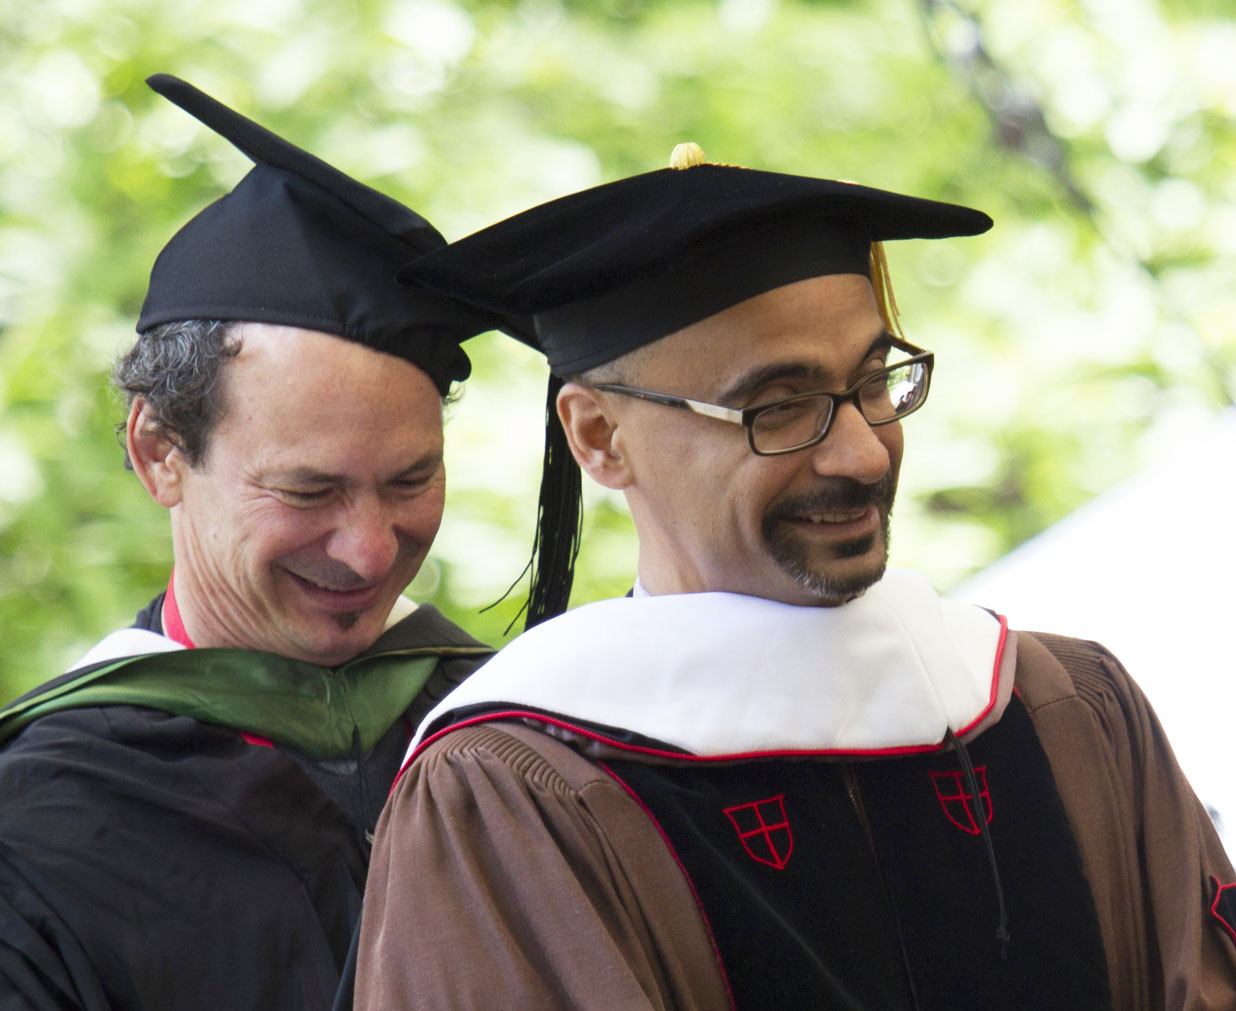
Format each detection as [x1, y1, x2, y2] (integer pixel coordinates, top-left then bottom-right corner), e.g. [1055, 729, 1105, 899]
[2, 0, 1233, 701]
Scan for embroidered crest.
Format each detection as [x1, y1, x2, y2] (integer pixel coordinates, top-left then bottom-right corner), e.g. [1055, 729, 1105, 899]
[930, 767, 993, 835]
[724, 794, 793, 869]
[1210, 876, 1236, 947]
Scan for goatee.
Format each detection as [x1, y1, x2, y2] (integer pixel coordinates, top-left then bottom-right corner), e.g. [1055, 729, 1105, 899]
[761, 472, 897, 604]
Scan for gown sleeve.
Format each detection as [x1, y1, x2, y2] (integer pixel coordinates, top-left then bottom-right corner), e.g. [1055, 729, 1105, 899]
[1018, 631, 1236, 1010]
[355, 722, 728, 1011]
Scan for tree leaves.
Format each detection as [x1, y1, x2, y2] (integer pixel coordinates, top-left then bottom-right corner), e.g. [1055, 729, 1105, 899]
[2, 0, 1232, 700]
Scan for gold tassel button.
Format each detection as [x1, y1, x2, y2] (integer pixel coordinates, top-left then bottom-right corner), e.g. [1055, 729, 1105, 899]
[669, 142, 707, 170]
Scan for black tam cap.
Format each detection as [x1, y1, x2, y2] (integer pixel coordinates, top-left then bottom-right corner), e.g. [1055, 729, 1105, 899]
[138, 74, 491, 393]
[398, 145, 992, 627]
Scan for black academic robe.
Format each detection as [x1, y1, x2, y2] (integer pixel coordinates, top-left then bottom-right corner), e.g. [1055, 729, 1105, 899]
[0, 599, 491, 1011]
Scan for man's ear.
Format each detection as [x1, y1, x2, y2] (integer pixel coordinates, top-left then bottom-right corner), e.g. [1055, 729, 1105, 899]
[556, 382, 632, 490]
[126, 398, 188, 507]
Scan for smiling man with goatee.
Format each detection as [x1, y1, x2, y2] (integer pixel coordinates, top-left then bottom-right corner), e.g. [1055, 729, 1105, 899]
[0, 76, 497, 1010]
[355, 144, 1236, 1009]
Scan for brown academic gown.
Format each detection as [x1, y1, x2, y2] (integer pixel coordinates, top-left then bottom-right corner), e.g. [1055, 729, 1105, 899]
[355, 631, 1236, 1010]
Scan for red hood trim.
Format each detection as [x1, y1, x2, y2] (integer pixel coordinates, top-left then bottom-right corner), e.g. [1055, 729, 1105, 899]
[162, 569, 196, 649]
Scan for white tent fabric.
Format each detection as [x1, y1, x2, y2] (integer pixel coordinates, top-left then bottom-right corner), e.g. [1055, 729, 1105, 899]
[952, 409, 1236, 855]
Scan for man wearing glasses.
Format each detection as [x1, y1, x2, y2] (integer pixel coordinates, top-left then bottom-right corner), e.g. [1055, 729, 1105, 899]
[355, 148, 1236, 1009]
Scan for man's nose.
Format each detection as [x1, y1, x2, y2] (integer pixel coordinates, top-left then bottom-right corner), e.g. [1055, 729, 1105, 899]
[324, 498, 401, 583]
[808, 401, 893, 484]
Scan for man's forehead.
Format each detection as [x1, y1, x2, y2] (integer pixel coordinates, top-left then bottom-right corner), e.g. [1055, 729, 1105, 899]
[631, 275, 889, 386]
[254, 449, 444, 485]
[229, 321, 444, 389]
[226, 419, 445, 480]
[210, 325, 445, 459]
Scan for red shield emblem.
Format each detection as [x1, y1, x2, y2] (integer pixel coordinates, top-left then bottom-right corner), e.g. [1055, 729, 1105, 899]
[930, 767, 993, 835]
[724, 794, 793, 869]
[1210, 876, 1236, 947]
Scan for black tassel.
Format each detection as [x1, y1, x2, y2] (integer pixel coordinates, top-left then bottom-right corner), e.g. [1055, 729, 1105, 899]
[525, 375, 582, 629]
[478, 376, 583, 631]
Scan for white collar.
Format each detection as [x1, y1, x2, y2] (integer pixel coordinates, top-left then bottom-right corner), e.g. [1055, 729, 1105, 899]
[410, 569, 1008, 760]
[69, 628, 184, 672]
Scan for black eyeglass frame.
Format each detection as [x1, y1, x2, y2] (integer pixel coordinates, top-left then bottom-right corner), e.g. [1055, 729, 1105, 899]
[592, 336, 934, 457]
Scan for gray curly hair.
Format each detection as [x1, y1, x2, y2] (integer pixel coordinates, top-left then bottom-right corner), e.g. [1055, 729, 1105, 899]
[113, 319, 242, 468]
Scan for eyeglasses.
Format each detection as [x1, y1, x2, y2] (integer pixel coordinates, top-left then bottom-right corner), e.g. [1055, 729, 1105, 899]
[593, 340, 933, 456]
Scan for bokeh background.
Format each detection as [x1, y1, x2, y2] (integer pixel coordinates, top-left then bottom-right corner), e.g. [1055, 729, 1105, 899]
[2, 0, 1234, 711]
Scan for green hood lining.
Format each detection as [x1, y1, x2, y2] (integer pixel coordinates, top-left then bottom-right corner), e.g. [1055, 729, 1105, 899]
[0, 644, 492, 758]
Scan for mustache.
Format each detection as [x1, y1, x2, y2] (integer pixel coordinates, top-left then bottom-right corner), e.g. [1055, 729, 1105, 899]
[764, 472, 897, 523]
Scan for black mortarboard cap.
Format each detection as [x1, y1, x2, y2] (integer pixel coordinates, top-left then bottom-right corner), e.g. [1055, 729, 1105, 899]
[138, 73, 492, 393]
[397, 145, 993, 626]
[398, 144, 993, 376]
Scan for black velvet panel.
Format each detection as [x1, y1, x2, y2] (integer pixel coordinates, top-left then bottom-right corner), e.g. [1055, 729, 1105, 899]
[606, 757, 914, 1010]
[854, 699, 1112, 1010]
[606, 698, 1112, 1010]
